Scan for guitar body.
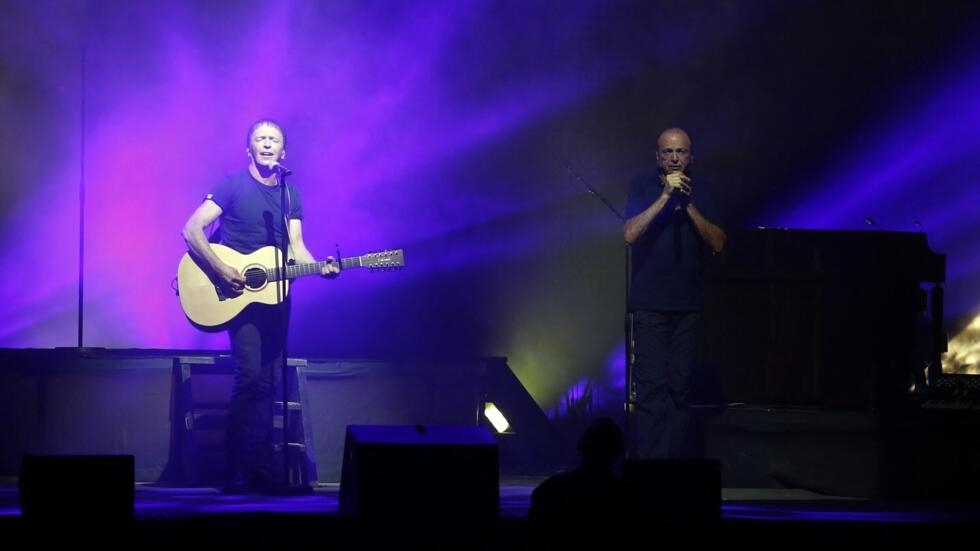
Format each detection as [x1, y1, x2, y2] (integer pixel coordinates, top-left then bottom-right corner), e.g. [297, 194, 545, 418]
[177, 244, 290, 331]
[177, 243, 404, 331]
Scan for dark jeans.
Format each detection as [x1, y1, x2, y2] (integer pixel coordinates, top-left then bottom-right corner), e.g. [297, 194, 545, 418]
[629, 310, 701, 459]
[224, 300, 290, 488]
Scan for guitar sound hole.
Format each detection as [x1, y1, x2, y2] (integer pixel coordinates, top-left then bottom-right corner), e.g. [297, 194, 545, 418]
[244, 268, 268, 289]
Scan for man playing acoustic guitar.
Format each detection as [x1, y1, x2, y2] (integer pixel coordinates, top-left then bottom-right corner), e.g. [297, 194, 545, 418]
[181, 119, 339, 494]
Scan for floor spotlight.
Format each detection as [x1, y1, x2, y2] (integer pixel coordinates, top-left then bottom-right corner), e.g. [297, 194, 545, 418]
[483, 402, 512, 434]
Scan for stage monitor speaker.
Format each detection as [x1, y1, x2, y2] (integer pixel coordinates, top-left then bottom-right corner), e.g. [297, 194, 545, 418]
[18, 454, 135, 521]
[623, 458, 721, 524]
[339, 425, 499, 522]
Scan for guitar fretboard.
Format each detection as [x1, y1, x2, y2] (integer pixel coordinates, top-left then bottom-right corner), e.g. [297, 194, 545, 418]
[266, 257, 366, 281]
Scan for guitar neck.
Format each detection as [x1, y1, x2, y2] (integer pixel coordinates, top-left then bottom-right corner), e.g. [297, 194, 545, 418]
[271, 257, 361, 281]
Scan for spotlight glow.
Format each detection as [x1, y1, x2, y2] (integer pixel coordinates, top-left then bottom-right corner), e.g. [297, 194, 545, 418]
[483, 402, 511, 434]
[944, 314, 980, 375]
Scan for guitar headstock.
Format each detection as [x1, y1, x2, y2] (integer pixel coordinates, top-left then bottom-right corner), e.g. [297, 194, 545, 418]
[360, 249, 405, 270]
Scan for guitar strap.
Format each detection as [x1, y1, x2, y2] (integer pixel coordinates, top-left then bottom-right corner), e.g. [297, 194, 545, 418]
[282, 183, 295, 264]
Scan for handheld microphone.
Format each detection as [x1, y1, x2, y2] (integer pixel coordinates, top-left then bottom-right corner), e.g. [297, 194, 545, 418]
[270, 161, 293, 176]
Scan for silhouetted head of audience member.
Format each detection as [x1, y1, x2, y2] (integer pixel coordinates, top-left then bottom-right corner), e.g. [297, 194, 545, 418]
[575, 416, 625, 470]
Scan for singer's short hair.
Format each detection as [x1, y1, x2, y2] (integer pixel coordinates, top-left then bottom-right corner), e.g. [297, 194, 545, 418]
[246, 118, 287, 147]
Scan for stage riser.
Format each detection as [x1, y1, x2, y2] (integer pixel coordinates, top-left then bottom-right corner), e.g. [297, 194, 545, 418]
[0, 355, 172, 482]
[6, 349, 977, 498]
[0, 350, 555, 483]
[703, 407, 980, 499]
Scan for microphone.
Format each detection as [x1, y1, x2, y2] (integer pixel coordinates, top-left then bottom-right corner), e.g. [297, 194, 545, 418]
[865, 216, 882, 230]
[270, 161, 293, 176]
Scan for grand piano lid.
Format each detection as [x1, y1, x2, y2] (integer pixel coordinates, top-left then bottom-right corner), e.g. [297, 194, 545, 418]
[706, 227, 945, 283]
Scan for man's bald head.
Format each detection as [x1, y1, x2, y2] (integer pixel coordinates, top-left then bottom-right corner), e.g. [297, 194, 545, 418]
[658, 127, 691, 147]
[656, 127, 693, 174]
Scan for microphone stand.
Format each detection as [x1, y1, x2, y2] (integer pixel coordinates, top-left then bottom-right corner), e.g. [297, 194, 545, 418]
[562, 163, 634, 419]
[273, 167, 308, 495]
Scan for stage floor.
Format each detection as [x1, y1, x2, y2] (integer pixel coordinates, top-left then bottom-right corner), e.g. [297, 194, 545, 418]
[2, 476, 979, 547]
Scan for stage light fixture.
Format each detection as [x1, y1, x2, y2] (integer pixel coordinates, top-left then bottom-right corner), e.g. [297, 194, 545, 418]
[483, 402, 511, 434]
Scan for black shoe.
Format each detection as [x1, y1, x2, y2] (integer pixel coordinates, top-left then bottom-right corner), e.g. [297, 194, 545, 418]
[258, 484, 314, 496]
[220, 482, 247, 495]
[243, 472, 275, 494]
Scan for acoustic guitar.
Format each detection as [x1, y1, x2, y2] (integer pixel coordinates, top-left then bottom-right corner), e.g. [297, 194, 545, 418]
[177, 243, 404, 330]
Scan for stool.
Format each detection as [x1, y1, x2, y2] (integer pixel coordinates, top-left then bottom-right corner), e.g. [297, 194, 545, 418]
[166, 355, 317, 488]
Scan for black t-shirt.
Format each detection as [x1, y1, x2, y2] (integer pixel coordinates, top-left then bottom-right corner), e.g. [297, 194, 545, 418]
[204, 169, 304, 255]
[625, 172, 721, 311]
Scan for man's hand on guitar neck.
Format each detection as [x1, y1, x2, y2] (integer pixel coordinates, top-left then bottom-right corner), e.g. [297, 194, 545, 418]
[321, 257, 341, 279]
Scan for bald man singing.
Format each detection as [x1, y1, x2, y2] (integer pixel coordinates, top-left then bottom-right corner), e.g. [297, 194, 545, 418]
[623, 127, 726, 459]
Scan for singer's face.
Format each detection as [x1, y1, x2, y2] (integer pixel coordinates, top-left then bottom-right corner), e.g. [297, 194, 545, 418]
[656, 131, 692, 174]
[248, 124, 285, 168]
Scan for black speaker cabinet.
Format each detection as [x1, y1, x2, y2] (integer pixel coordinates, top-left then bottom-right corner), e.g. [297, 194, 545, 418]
[623, 458, 721, 524]
[18, 454, 135, 520]
[339, 425, 499, 522]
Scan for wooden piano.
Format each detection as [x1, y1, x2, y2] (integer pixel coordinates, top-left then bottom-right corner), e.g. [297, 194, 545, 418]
[697, 228, 946, 411]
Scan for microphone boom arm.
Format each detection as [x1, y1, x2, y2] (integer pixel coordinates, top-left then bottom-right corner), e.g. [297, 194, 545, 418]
[564, 162, 624, 221]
